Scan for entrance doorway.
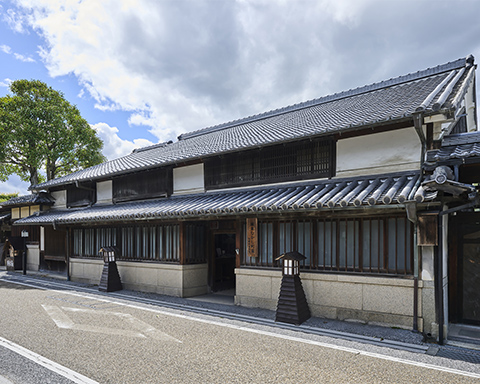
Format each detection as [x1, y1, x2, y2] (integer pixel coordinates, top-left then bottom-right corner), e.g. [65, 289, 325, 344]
[211, 233, 236, 292]
[450, 214, 480, 325]
[459, 224, 480, 324]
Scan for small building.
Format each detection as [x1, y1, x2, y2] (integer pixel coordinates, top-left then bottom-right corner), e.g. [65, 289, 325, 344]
[0, 193, 55, 271]
[14, 55, 479, 341]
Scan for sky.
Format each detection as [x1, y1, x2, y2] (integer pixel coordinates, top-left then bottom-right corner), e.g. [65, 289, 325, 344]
[1, 0, 480, 195]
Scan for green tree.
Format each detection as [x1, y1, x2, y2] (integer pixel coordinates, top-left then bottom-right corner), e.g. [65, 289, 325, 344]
[0, 80, 105, 187]
[0, 193, 18, 203]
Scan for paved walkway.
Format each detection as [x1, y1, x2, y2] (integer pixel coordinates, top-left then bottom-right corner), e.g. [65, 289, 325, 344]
[2, 267, 480, 365]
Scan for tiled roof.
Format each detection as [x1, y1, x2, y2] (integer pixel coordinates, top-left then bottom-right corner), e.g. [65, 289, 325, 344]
[0, 193, 55, 208]
[18, 171, 433, 226]
[442, 131, 480, 146]
[0, 213, 10, 222]
[33, 56, 475, 191]
[430, 131, 480, 162]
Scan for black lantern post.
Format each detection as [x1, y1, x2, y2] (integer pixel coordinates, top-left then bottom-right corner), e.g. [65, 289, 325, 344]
[98, 246, 122, 292]
[275, 251, 311, 325]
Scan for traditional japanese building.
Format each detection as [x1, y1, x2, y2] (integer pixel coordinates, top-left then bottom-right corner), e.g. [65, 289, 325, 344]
[9, 55, 479, 342]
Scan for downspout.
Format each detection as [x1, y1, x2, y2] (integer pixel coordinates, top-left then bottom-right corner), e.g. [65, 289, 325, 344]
[66, 228, 71, 281]
[436, 203, 445, 345]
[405, 202, 418, 332]
[413, 111, 426, 165]
[411, 111, 426, 333]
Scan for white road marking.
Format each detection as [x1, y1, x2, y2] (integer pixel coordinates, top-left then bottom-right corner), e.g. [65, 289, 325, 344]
[0, 336, 98, 384]
[42, 305, 182, 342]
[5, 278, 480, 379]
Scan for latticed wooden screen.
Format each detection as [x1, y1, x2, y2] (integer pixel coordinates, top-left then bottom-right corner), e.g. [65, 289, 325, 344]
[205, 138, 335, 189]
[243, 215, 413, 275]
[66, 182, 96, 207]
[112, 167, 172, 202]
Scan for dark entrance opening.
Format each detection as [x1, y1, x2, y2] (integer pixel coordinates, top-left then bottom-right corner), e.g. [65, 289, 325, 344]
[41, 227, 67, 273]
[450, 213, 480, 325]
[211, 233, 236, 292]
[461, 239, 480, 324]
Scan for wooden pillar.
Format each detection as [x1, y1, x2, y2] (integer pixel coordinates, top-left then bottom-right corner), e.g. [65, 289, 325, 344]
[236, 220, 242, 268]
[179, 222, 186, 265]
[66, 228, 71, 281]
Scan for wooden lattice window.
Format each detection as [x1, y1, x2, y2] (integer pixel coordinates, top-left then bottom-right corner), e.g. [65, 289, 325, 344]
[205, 138, 335, 189]
[66, 182, 96, 208]
[242, 215, 413, 275]
[113, 167, 173, 203]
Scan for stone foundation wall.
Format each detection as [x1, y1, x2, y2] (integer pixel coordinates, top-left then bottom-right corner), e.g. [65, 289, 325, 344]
[235, 268, 424, 330]
[70, 258, 208, 297]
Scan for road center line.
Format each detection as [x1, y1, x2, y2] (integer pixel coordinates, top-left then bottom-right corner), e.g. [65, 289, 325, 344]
[0, 336, 98, 384]
[4, 278, 480, 379]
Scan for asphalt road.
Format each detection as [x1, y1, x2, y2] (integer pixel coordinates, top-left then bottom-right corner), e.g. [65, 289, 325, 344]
[0, 277, 479, 383]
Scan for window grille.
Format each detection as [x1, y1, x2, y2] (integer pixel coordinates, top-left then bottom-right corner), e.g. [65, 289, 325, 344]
[242, 215, 413, 275]
[205, 138, 335, 189]
[66, 182, 95, 208]
[185, 223, 206, 263]
[72, 224, 187, 263]
[112, 167, 173, 203]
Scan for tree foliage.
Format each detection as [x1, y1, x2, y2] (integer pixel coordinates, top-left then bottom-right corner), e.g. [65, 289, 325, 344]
[0, 80, 106, 187]
[0, 193, 18, 203]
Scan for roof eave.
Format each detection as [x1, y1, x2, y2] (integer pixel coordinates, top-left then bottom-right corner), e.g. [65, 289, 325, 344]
[31, 116, 417, 191]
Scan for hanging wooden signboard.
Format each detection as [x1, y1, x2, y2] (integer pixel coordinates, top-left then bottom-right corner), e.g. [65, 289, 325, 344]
[246, 218, 258, 258]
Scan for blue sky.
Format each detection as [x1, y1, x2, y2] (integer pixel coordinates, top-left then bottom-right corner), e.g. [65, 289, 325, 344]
[1, 0, 480, 195]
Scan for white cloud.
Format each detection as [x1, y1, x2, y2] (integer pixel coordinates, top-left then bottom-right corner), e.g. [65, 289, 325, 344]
[13, 52, 35, 62]
[0, 78, 13, 88]
[7, 0, 480, 144]
[2, 7, 27, 33]
[0, 44, 12, 54]
[0, 174, 30, 196]
[92, 122, 155, 160]
[0, 43, 35, 63]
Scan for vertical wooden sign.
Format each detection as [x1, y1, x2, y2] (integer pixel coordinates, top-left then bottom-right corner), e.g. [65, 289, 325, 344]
[247, 218, 258, 258]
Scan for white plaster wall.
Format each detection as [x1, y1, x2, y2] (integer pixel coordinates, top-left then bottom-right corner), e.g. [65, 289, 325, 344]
[421, 246, 434, 281]
[51, 190, 67, 209]
[96, 180, 113, 204]
[173, 163, 205, 194]
[336, 128, 421, 177]
[465, 79, 477, 131]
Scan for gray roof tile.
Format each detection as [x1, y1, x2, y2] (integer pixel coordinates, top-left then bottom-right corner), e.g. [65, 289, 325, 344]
[33, 57, 473, 190]
[1, 193, 54, 208]
[431, 131, 480, 161]
[18, 171, 431, 226]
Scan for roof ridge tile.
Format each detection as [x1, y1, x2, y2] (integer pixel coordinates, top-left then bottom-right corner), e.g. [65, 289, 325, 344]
[179, 57, 468, 140]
